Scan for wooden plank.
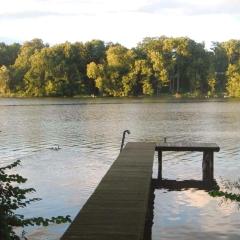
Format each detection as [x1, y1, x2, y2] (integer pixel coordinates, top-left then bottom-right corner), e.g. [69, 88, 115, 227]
[202, 151, 214, 181]
[61, 142, 156, 240]
[156, 142, 220, 152]
[158, 150, 162, 180]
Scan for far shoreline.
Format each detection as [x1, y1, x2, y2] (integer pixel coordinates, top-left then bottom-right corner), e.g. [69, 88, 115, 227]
[0, 94, 239, 104]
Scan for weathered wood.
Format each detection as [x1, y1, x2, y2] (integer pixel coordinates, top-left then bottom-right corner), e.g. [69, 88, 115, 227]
[61, 142, 156, 240]
[156, 142, 219, 181]
[156, 142, 220, 152]
[158, 150, 162, 180]
[202, 151, 214, 181]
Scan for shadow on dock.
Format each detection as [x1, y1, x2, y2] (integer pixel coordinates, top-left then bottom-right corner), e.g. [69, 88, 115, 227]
[144, 181, 155, 240]
[143, 179, 220, 240]
[152, 178, 220, 191]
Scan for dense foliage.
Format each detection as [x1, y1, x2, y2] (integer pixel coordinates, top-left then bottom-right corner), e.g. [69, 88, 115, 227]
[1, 37, 240, 97]
[0, 160, 71, 240]
[209, 190, 240, 202]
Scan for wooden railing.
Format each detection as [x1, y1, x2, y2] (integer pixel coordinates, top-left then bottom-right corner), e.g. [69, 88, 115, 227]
[155, 142, 220, 181]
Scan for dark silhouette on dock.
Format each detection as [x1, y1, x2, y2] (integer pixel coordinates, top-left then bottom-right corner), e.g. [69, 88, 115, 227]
[120, 129, 131, 152]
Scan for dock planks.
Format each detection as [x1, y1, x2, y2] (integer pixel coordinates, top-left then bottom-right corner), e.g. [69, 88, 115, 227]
[61, 142, 156, 240]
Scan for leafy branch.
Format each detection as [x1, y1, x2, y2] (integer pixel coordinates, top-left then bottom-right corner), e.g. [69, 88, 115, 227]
[209, 190, 240, 202]
[0, 160, 71, 240]
[209, 178, 240, 204]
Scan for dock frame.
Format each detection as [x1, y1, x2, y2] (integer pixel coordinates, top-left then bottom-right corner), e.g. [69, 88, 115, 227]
[61, 141, 220, 240]
[61, 142, 156, 240]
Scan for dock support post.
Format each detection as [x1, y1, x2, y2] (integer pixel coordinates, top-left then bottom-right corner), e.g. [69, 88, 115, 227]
[202, 151, 214, 181]
[158, 150, 162, 180]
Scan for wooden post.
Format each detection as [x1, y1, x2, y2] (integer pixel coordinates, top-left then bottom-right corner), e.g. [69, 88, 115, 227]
[158, 150, 162, 180]
[202, 151, 214, 181]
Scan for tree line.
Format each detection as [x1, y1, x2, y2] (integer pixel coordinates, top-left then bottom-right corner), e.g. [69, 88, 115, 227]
[0, 37, 240, 97]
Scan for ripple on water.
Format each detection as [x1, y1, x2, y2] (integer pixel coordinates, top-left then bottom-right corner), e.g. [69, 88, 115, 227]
[0, 98, 240, 239]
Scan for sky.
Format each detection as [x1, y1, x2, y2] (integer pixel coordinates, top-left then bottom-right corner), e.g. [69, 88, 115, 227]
[1, 0, 240, 48]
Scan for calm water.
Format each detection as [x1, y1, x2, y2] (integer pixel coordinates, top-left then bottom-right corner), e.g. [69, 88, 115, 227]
[0, 98, 240, 239]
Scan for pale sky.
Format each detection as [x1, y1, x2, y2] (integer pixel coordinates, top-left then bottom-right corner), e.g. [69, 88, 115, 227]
[1, 0, 240, 48]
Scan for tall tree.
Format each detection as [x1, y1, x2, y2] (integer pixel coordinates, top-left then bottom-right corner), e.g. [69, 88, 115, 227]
[12, 39, 46, 92]
[211, 42, 228, 92]
[226, 63, 240, 97]
[0, 65, 10, 94]
[0, 43, 20, 67]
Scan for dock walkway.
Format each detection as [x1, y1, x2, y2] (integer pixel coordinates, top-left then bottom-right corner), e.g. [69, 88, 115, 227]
[61, 142, 156, 240]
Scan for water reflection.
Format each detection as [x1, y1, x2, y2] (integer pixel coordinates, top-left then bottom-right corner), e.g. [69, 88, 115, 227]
[0, 98, 240, 239]
[144, 178, 221, 240]
[221, 178, 240, 193]
[153, 179, 219, 192]
[152, 176, 240, 239]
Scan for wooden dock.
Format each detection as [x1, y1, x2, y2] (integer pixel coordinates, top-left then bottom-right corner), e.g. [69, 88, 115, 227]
[61, 141, 220, 240]
[155, 142, 220, 181]
[61, 142, 156, 240]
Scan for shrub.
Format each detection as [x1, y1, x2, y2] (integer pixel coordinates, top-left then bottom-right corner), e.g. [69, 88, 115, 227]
[0, 160, 71, 240]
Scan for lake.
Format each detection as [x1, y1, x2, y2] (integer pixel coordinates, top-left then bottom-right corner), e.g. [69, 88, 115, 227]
[0, 98, 240, 239]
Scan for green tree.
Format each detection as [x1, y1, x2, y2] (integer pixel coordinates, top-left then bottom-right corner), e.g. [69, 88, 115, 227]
[207, 72, 217, 96]
[87, 62, 105, 95]
[85, 40, 106, 64]
[11, 39, 46, 92]
[220, 40, 240, 96]
[211, 42, 228, 92]
[184, 41, 210, 94]
[222, 40, 240, 65]
[226, 63, 240, 97]
[122, 59, 153, 96]
[0, 65, 10, 94]
[2, 36, 240, 97]
[23, 42, 87, 96]
[0, 43, 20, 67]
[103, 44, 135, 96]
[23, 49, 47, 96]
[138, 37, 171, 94]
